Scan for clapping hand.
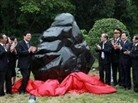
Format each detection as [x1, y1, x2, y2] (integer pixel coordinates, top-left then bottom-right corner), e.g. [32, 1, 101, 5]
[123, 50, 131, 55]
[28, 46, 37, 53]
[96, 44, 101, 50]
[113, 43, 120, 49]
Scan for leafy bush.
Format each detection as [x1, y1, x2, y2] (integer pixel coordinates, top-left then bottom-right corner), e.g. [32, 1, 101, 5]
[87, 18, 128, 54]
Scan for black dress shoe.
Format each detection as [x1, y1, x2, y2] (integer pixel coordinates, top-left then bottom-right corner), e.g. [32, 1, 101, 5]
[6, 90, 13, 94]
[0, 93, 5, 96]
[124, 87, 131, 90]
[6, 92, 13, 94]
[19, 91, 26, 94]
[113, 82, 118, 86]
[134, 89, 138, 93]
[126, 87, 131, 90]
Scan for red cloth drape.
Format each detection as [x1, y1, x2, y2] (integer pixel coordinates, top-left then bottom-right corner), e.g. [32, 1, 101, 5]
[12, 72, 116, 96]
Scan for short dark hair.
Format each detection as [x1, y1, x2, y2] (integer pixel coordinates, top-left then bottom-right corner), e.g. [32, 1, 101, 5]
[122, 32, 129, 37]
[10, 35, 16, 41]
[0, 33, 5, 39]
[114, 27, 122, 34]
[134, 34, 138, 40]
[23, 31, 31, 36]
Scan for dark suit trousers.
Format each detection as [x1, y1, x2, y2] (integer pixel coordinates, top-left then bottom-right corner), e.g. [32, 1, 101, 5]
[5, 68, 12, 93]
[112, 62, 122, 85]
[132, 67, 138, 92]
[99, 60, 111, 85]
[120, 61, 131, 88]
[18, 68, 30, 92]
[0, 72, 6, 96]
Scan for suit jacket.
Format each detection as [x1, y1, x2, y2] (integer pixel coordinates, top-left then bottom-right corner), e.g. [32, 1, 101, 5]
[16, 40, 33, 69]
[120, 40, 131, 63]
[129, 43, 138, 68]
[96, 41, 112, 65]
[110, 38, 121, 63]
[0, 44, 9, 71]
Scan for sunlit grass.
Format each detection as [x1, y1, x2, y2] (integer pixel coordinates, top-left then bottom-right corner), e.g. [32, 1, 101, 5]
[1, 61, 138, 103]
[1, 87, 138, 103]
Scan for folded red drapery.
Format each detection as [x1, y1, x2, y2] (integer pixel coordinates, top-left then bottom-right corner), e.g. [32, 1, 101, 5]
[12, 72, 116, 96]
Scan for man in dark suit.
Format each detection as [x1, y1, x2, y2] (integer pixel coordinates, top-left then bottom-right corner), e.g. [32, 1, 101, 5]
[119, 32, 132, 89]
[127, 35, 138, 92]
[16, 32, 37, 94]
[96, 33, 112, 85]
[110, 28, 122, 86]
[0, 33, 9, 96]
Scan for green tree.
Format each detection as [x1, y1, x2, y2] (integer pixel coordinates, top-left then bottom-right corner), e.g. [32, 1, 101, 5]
[113, 0, 128, 20]
[70, 0, 115, 30]
[0, 0, 137, 38]
[0, 0, 75, 36]
[133, 0, 138, 6]
[17, 0, 75, 34]
[87, 18, 127, 54]
[122, 0, 138, 35]
[0, 0, 20, 35]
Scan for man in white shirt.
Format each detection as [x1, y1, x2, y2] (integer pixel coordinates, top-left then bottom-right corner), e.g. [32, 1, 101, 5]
[96, 33, 112, 85]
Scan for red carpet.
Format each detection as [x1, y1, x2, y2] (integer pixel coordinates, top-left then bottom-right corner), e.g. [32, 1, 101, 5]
[12, 72, 116, 96]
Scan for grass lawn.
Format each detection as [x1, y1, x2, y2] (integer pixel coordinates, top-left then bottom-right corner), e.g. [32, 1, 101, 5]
[1, 61, 137, 103]
[1, 70, 138, 103]
[0, 85, 138, 103]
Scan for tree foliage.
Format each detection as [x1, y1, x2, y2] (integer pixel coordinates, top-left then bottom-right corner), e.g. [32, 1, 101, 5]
[87, 18, 127, 54]
[70, 0, 115, 30]
[0, 0, 138, 38]
[0, 0, 20, 35]
[18, 0, 75, 34]
[0, 0, 75, 36]
[113, 0, 128, 20]
[122, 0, 138, 35]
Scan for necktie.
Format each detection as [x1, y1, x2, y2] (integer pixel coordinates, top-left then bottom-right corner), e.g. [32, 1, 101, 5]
[27, 42, 30, 48]
[122, 41, 125, 47]
[132, 44, 136, 51]
[101, 43, 105, 59]
[123, 41, 125, 46]
[115, 38, 118, 43]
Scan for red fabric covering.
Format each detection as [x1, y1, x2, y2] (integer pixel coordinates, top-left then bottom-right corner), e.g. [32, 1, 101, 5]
[12, 72, 116, 96]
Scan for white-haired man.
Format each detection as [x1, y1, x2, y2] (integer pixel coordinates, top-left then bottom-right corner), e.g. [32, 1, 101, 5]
[96, 33, 112, 85]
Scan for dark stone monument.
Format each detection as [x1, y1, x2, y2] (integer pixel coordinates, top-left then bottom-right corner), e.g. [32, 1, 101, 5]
[31, 13, 95, 82]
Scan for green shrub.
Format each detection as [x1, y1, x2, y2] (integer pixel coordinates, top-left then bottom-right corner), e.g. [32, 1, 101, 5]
[81, 29, 92, 50]
[88, 18, 128, 54]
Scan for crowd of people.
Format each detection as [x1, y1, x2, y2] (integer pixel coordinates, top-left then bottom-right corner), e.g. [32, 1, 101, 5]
[96, 28, 138, 93]
[0, 32, 37, 96]
[0, 28, 138, 97]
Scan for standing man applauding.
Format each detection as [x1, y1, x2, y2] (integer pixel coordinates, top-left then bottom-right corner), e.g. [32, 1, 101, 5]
[111, 28, 122, 86]
[96, 33, 112, 85]
[126, 35, 138, 92]
[16, 32, 37, 94]
[0, 33, 9, 96]
[119, 32, 132, 90]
